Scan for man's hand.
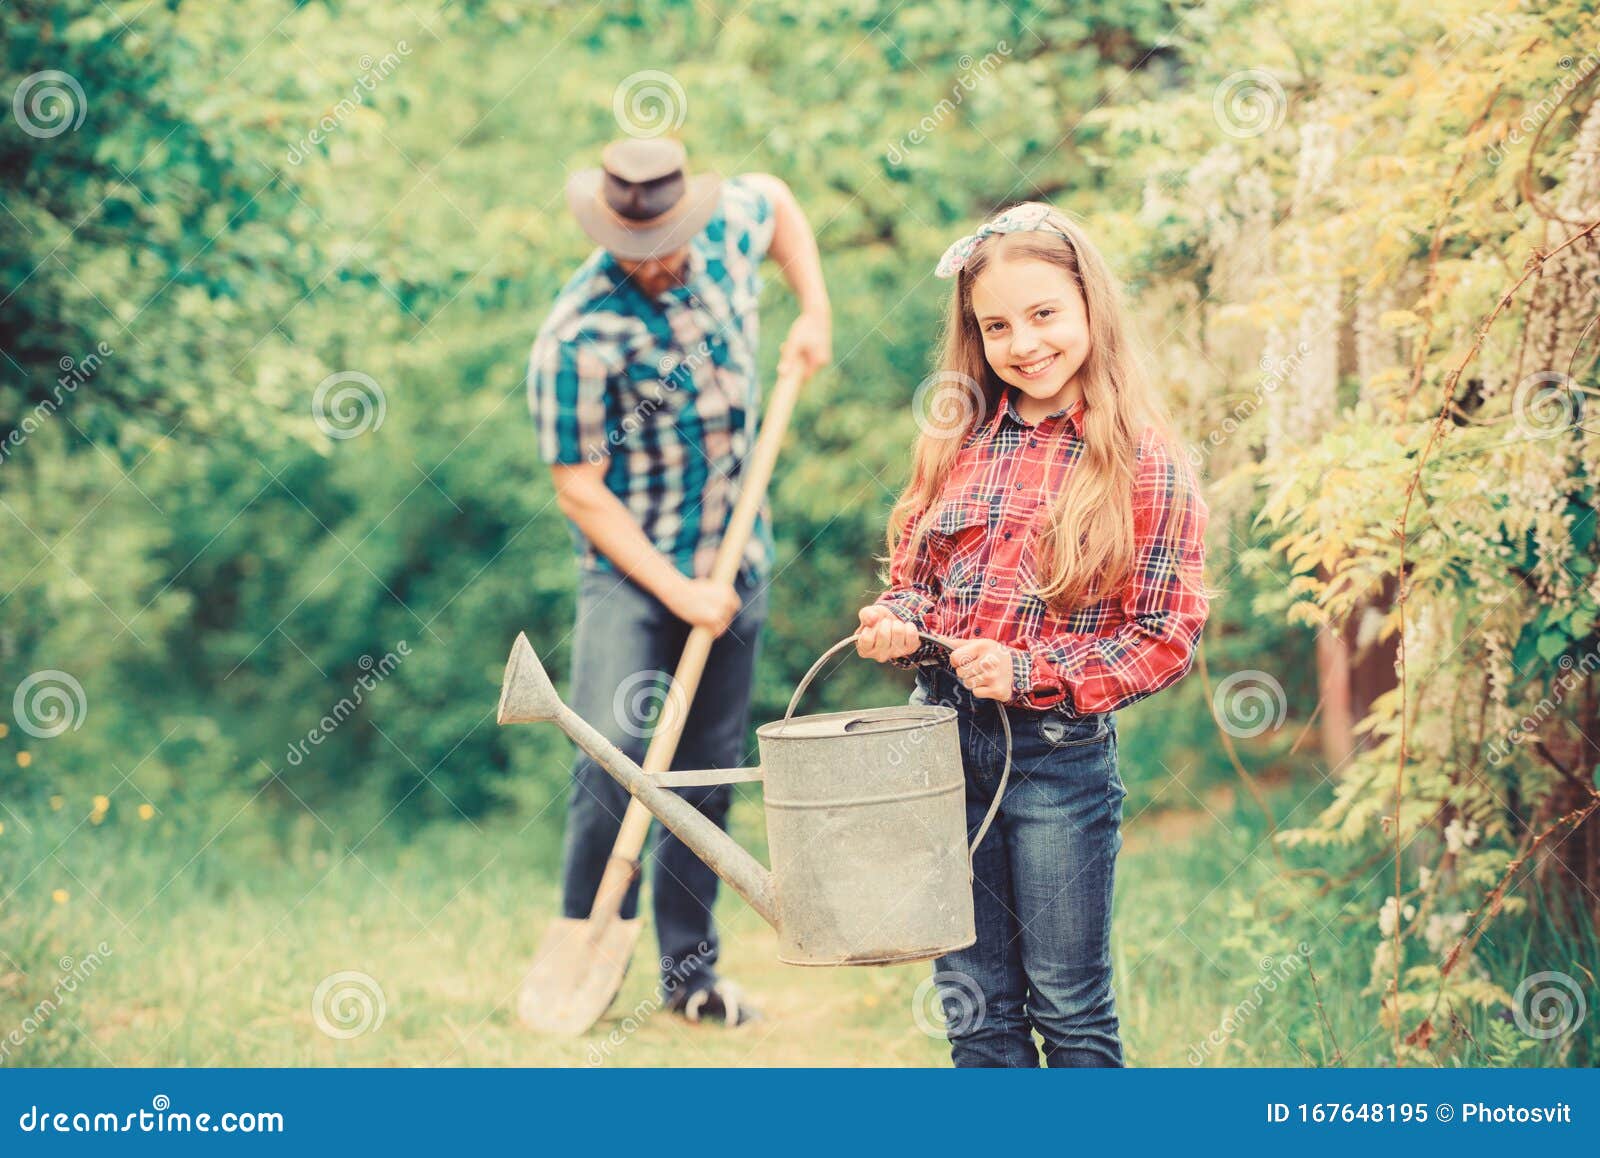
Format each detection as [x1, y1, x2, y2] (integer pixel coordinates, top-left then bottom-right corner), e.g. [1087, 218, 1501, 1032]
[780, 310, 831, 383]
[665, 576, 742, 637]
[855, 604, 920, 662]
[949, 638, 1016, 702]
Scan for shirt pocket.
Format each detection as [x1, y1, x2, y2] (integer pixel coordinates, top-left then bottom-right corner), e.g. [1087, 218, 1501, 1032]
[930, 498, 993, 593]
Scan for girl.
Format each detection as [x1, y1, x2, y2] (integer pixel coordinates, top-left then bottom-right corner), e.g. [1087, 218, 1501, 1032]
[856, 202, 1209, 1068]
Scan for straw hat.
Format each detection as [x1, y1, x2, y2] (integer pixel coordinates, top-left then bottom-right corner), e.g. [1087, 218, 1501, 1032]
[564, 137, 721, 261]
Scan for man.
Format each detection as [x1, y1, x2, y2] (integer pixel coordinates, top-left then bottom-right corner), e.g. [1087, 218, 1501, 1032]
[527, 136, 830, 1024]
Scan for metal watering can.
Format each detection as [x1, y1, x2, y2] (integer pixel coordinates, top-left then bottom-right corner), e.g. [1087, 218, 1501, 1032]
[498, 631, 1011, 966]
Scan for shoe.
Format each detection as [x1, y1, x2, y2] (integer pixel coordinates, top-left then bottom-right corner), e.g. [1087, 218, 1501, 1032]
[665, 978, 761, 1027]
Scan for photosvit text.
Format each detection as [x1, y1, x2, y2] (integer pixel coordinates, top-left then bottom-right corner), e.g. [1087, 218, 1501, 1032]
[1265, 1102, 1574, 1125]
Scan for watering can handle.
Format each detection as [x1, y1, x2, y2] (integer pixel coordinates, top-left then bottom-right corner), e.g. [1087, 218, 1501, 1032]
[783, 632, 1011, 874]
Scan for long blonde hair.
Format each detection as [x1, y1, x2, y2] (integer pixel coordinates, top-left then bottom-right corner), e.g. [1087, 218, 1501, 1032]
[888, 202, 1194, 612]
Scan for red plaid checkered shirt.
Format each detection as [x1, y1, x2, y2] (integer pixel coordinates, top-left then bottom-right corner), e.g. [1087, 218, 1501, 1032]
[875, 388, 1209, 714]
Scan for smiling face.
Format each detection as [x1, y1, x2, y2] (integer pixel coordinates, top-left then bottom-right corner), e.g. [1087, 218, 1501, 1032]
[614, 246, 691, 297]
[969, 253, 1091, 421]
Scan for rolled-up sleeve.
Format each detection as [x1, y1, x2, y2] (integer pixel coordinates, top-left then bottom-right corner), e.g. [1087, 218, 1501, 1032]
[723, 175, 777, 265]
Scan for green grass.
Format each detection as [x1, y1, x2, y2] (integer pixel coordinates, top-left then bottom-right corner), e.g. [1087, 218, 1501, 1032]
[0, 776, 1582, 1067]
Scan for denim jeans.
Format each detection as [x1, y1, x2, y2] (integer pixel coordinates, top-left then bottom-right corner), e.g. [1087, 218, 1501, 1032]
[912, 665, 1127, 1067]
[560, 566, 768, 996]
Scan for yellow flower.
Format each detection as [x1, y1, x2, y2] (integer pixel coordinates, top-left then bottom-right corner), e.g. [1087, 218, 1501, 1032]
[0, 821, 6, 835]
[17, 752, 32, 768]
[90, 811, 106, 826]
[0, 722, 8, 738]
[49, 794, 63, 810]
[51, 889, 68, 905]
[138, 803, 155, 821]
[92, 795, 110, 812]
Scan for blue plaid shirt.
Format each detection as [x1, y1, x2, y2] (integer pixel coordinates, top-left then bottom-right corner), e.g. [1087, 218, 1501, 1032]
[528, 176, 777, 584]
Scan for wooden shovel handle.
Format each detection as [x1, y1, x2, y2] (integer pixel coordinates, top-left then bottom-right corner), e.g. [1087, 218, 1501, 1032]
[589, 364, 808, 917]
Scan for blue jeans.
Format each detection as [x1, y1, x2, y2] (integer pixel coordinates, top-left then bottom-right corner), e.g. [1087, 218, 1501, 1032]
[913, 665, 1127, 1067]
[560, 567, 768, 996]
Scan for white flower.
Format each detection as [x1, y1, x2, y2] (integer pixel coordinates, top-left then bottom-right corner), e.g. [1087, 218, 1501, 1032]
[1378, 896, 1417, 938]
[1369, 938, 1398, 990]
[1443, 818, 1481, 853]
[1424, 911, 1469, 955]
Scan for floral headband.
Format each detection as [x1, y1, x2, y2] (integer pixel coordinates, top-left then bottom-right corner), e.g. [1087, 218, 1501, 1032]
[934, 203, 1072, 279]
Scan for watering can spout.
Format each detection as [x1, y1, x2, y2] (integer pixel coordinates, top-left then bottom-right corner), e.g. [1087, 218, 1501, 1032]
[496, 634, 780, 929]
[498, 632, 562, 725]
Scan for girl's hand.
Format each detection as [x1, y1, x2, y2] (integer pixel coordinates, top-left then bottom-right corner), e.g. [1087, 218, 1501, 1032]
[855, 604, 920, 661]
[949, 638, 1016, 701]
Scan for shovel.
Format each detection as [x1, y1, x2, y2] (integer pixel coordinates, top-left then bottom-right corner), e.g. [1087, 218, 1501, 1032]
[517, 364, 807, 1035]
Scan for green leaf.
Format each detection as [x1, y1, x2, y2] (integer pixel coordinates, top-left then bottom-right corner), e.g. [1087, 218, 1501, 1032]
[1511, 627, 1539, 674]
[1535, 630, 1570, 664]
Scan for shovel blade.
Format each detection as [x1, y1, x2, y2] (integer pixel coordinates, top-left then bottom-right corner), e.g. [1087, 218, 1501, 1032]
[516, 916, 644, 1036]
